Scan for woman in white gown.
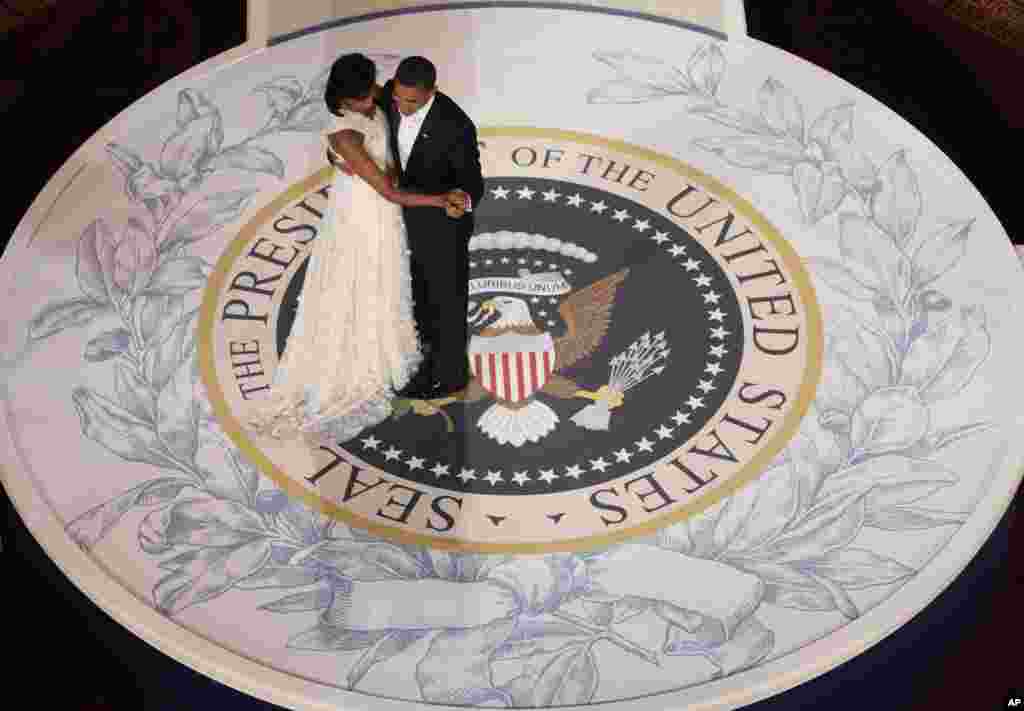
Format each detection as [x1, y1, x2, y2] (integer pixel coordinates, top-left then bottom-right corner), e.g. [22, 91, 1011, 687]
[247, 53, 464, 444]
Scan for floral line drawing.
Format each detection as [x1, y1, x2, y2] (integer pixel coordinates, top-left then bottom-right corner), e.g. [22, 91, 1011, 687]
[586, 43, 989, 622]
[4, 45, 998, 707]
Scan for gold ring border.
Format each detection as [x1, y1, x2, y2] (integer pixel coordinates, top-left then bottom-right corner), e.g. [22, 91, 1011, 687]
[198, 127, 824, 554]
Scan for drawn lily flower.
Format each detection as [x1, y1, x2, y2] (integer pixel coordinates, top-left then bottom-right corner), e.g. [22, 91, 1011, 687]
[159, 89, 224, 191]
[108, 90, 222, 212]
[111, 218, 158, 296]
[106, 143, 181, 224]
[254, 76, 331, 133]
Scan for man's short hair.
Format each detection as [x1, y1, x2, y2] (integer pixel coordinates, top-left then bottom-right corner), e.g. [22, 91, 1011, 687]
[395, 56, 437, 90]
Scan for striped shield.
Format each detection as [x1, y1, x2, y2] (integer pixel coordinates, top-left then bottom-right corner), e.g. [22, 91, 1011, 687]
[469, 333, 556, 403]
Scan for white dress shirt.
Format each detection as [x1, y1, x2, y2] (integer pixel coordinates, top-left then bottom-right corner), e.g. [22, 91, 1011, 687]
[395, 92, 472, 210]
[396, 93, 435, 171]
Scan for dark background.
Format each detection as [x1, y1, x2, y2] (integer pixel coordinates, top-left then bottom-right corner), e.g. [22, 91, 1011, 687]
[1, 1, 1020, 708]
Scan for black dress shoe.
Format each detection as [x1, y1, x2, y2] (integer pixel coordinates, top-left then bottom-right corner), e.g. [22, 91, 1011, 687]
[395, 375, 434, 399]
[431, 379, 470, 397]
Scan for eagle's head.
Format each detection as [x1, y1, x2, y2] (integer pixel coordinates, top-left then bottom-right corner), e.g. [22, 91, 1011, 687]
[473, 296, 537, 330]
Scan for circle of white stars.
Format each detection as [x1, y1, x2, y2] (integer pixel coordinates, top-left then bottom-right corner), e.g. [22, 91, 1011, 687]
[356, 182, 737, 492]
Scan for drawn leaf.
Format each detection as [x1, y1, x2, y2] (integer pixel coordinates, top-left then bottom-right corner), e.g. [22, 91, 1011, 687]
[850, 386, 929, 457]
[113, 362, 156, 423]
[808, 102, 854, 150]
[830, 309, 897, 396]
[235, 563, 322, 590]
[830, 131, 878, 193]
[502, 674, 540, 707]
[295, 540, 426, 581]
[287, 623, 388, 652]
[715, 463, 798, 555]
[689, 103, 772, 134]
[28, 298, 110, 342]
[862, 465, 954, 511]
[416, 617, 517, 705]
[663, 616, 774, 676]
[871, 150, 921, 246]
[838, 213, 910, 306]
[758, 78, 805, 143]
[809, 258, 877, 301]
[148, 309, 197, 392]
[65, 477, 191, 549]
[533, 644, 599, 706]
[817, 455, 956, 520]
[757, 494, 866, 563]
[76, 219, 117, 303]
[274, 499, 325, 547]
[495, 618, 591, 660]
[134, 292, 184, 345]
[260, 586, 334, 613]
[194, 431, 258, 506]
[802, 547, 914, 590]
[144, 496, 269, 549]
[864, 505, 968, 530]
[348, 630, 431, 690]
[204, 144, 285, 179]
[153, 538, 272, 614]
[912, 220, 974, 287]
[900, 306, 990, 402]
[71, 386, 174, 465]
[163, 189, 258, 252]
[586, 78, 672, 104]
[593, 51, 691, 92]
[692, 135, 806, 174]
[733, 560, 836, 611]
[84, 328, 132, 362]
[146, 257, 208, 295]
[105, 142, 144, 177]
[928, 421, 994, 451]
[792, 161, 846, 223]
[155, 356, 199, 463]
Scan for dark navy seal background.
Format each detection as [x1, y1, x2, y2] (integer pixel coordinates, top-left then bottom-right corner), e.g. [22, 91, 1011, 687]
[277, 176, 744, 496]
[1, 2, 1020, 709]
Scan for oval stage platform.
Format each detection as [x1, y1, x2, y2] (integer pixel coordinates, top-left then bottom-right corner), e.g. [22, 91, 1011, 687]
[3, 4, 1022, 710]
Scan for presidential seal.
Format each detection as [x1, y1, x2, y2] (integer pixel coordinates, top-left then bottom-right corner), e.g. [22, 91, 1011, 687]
[199, 128, 822, 552]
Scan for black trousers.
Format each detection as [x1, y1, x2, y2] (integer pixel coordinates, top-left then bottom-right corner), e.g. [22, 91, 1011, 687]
[402, 205, 473, 388]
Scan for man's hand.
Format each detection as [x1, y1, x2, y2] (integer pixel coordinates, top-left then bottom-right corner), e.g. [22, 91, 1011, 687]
[444, 189, 469, 218]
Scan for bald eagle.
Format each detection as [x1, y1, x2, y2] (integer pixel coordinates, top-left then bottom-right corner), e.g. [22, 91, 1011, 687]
[461, 269, 629, 446]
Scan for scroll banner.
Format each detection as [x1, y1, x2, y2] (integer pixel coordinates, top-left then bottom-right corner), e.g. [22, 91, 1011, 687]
[469, 274, 572, 297]
[317, 544, 766, 669]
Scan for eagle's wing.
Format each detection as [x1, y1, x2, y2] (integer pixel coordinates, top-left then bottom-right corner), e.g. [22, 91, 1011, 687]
[554, 268, 629, 370]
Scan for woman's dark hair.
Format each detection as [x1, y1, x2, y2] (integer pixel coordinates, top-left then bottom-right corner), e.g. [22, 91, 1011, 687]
[324, 53, 376, 116]
[395, 56, 436, 90]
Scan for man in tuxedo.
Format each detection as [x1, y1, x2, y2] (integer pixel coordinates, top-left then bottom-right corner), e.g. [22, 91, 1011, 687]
[332, 56, 484, 399]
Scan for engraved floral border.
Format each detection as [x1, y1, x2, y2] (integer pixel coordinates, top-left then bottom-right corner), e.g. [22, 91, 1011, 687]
[1, 42, 1002, 707]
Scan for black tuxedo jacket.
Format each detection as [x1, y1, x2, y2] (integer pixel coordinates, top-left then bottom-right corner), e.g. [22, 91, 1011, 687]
[378, 80, 485, 221]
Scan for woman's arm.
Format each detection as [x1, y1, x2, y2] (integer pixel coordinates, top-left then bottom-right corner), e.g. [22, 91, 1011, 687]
[328, 130, 446, 208]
